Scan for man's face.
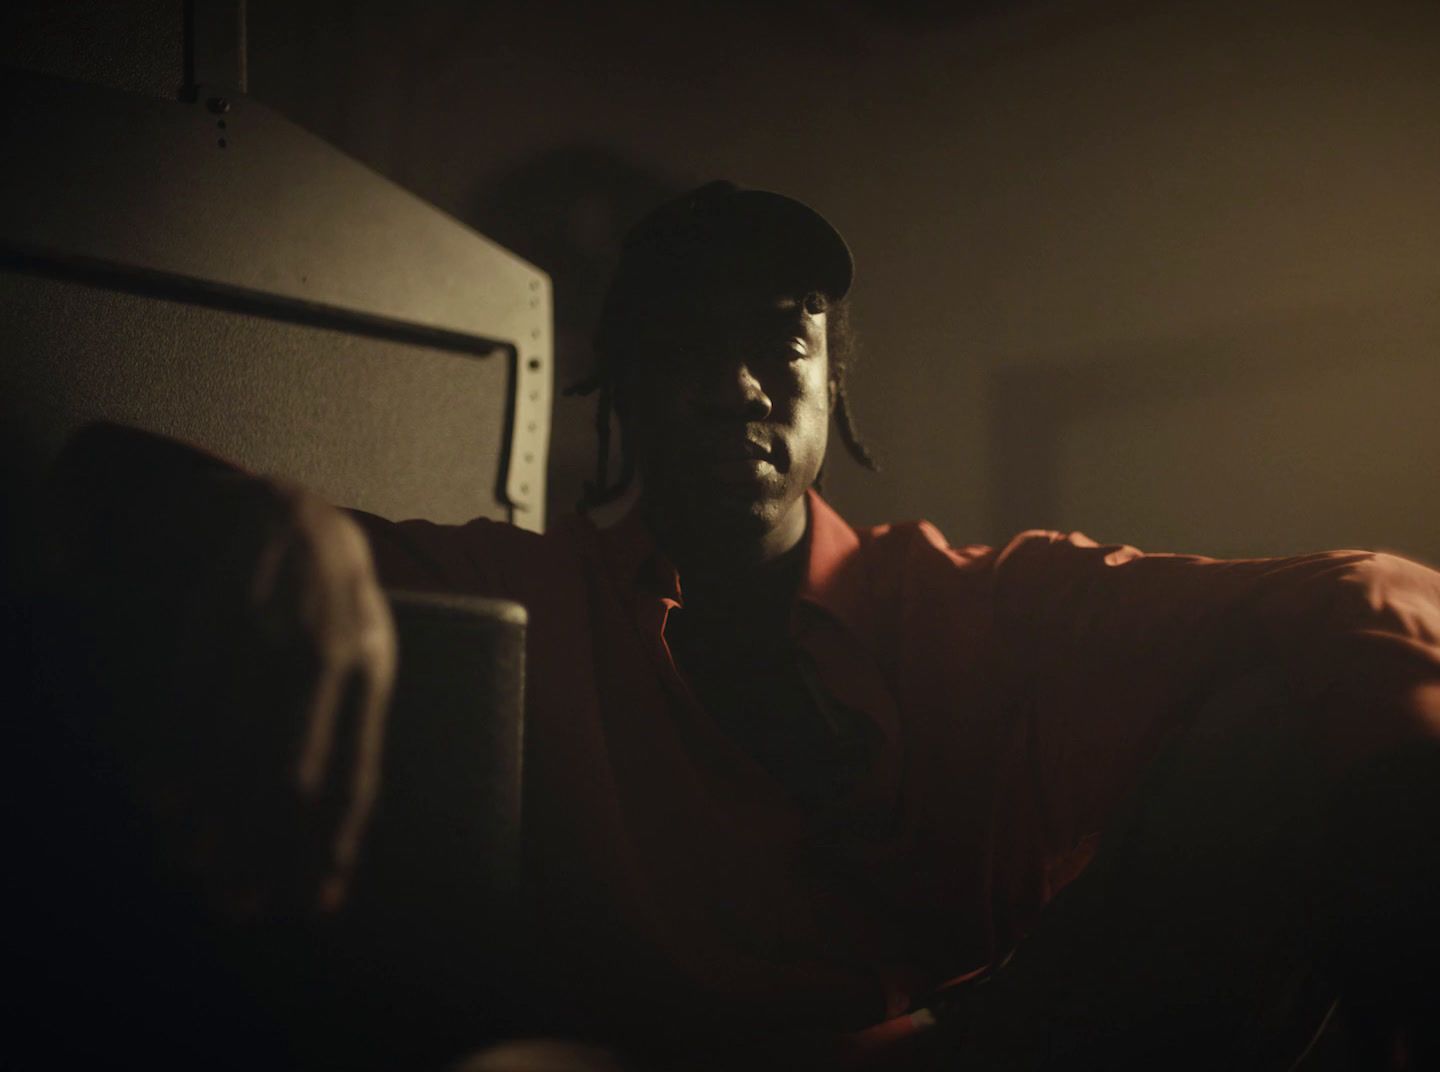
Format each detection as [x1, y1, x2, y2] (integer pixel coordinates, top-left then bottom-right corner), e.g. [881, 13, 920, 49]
[619, 293, 832, 554]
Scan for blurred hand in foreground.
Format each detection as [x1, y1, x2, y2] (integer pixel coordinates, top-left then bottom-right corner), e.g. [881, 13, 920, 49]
[38, 421, 396, 921]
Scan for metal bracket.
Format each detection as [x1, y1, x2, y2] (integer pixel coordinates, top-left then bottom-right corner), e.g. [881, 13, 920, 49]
[502, 277, 553, 531]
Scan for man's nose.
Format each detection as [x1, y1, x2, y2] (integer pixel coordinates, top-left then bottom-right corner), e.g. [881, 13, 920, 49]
[699, 361, 772, 420]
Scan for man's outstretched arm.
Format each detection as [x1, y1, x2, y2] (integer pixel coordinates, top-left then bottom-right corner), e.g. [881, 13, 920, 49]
[946, 531, 1440, 1068]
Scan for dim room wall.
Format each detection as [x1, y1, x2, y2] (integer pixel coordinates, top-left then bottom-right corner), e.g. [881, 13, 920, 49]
[246, 0, 1440, 562]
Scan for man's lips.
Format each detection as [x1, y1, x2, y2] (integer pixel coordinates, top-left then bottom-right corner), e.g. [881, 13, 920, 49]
[697, 439, 782, 484]
[708, 457, 777, 484]
[698, 438, 777, 462]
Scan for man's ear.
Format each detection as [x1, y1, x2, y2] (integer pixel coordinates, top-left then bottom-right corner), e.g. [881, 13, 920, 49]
[828, 375, 838, 413]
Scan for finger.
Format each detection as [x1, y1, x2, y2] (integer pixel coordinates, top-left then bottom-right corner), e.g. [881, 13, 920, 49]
[318, 630, 395, 912]
[291, 515, 391, 797]
[297, 550, 396, 912]
[294, 649, 350, 800]
[323, 564, 396, 908]
[343, 570, 396, 835]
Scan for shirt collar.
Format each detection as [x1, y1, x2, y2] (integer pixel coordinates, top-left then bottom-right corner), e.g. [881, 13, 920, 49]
[601, 500, 682, 603]
[598, 488, 868, 632]
[795, 488, 868, 633]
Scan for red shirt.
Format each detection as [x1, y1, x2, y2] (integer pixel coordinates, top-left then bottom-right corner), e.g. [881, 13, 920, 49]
[355, 491, 1440, 1039]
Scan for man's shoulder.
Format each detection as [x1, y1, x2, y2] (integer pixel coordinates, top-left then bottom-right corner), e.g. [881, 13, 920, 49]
[812, 507, 1004, 620]
[837, 511, 1165, 609]
[845, 512, 999, 570]
[821, 494, 1183, 580]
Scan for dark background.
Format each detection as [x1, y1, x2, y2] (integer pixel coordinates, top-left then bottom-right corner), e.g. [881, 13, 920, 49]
[9, 0, 1440, 560]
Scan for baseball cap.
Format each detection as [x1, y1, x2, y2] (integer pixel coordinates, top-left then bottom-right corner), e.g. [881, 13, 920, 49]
[595, 181, 854, 356]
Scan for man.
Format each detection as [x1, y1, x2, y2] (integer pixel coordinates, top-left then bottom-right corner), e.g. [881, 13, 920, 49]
[25, 182, 1440, 1069]
[348, 182, 1440, 1067]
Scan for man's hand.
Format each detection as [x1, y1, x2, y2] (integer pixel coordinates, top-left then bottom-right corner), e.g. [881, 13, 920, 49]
[41, 422, 397, 922]
[175, 476, 397, 919]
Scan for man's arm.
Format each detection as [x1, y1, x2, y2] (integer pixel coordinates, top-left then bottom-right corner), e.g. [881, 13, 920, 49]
[986, 531, 1440, 863]
[949, 531, 1440, 1067]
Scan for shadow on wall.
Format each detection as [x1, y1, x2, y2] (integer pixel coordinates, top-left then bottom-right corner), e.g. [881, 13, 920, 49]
[469, 146, 684, 525]
[988, 306, 1440, 564]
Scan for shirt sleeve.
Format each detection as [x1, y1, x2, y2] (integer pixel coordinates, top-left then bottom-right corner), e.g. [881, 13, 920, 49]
[987, 530, 1440, 864]
[347, 509, 543, 601]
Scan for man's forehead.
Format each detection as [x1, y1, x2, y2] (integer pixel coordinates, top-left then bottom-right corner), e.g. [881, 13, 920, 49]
[652, 289, 819, 327]
[619, 293, 824, 362]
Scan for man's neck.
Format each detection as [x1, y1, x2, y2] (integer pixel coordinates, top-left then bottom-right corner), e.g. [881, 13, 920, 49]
[643, 494, 810, 624]
[683, 530, 807, 612]
[645, 495, 806, 571]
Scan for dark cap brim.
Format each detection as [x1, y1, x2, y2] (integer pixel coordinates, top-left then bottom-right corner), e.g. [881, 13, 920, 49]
[606, 181, 853, 312]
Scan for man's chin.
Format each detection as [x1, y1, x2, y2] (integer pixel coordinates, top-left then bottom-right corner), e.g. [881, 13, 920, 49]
[653, 479, 790, 537]
[697, 487, 783, 531]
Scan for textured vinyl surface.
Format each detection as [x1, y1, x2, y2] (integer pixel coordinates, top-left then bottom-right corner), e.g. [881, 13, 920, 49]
[0, 0, 184, 101]
[3, 269, 511, 523]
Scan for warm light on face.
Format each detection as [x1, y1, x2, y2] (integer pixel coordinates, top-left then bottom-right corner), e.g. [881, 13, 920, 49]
[622, 296, 831, 548]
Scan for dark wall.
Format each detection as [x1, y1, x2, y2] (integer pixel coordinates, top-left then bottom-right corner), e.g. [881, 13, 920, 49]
[242, 0, 1440, 561]
[10, 0, 1439, 559]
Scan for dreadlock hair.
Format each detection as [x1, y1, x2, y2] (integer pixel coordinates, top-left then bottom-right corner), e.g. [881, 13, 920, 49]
[564, 288, 878, 511]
